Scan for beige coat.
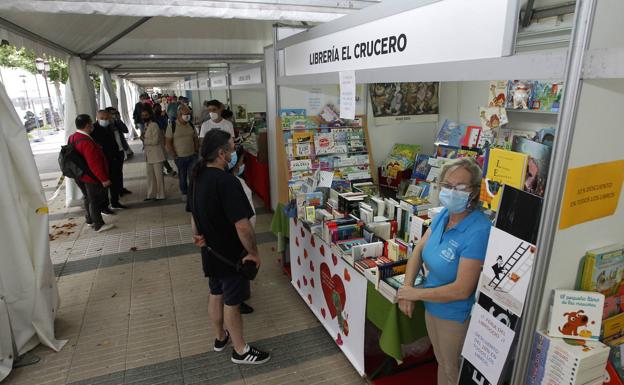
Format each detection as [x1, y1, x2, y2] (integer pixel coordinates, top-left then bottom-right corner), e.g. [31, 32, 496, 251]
[143, 122, 166, 164]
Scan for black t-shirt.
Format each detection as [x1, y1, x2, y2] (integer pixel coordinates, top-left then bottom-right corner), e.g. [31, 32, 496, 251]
[189, 167, 254, 278]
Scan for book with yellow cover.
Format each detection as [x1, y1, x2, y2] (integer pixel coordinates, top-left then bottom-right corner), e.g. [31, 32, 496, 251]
[481, 148, 528, 211]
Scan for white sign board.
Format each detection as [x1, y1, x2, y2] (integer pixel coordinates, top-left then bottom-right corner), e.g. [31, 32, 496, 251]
[290, 219, 367, 375]
[339, 71, 356, 120]
[184, 80, 193, 90]
[230, 67, 262, 86]
[211, 75, 228, 88]
[283, 0, 515, 76]
[461, 305, 515, 385]
[198, 78, 210, 90]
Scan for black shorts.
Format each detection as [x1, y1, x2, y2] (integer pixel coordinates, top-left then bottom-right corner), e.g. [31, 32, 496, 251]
[208, 274, 250, 306]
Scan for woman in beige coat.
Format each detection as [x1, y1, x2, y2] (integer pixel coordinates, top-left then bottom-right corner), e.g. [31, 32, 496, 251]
[142, 109, 166, 200]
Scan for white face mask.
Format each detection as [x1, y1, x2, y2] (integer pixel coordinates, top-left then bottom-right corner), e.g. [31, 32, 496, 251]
[182, 114, 191, 122]
[209, 112, 220, 121]
[98, 119, 110, 127]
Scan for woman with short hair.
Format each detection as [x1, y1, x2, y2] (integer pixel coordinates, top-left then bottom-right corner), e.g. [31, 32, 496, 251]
[397, 157, 492, 385]
[142, 108, 166, 200]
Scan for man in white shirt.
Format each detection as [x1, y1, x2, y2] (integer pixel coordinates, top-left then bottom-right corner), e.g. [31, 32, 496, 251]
[199, 100, 234, 146]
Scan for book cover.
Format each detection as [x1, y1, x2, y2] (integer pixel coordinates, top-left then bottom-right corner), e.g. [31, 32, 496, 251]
[547, 290, 605, 341]
[606, 336, 624, 382]
[461, 125, 482, 148]
[507, 80, 536, 110]
[511, 136, 552, 197]
[314, 132, 335, 155]
[412, 154, 432, 180]
[489, 81, 508, 107]
[352, 242, 384, 261]
[580, 244, 624, 297]
[605, 361, 624, 385]
[477, 129, 497, 150]
[532, 81, 563, 112]
[603, 312, 624, 340]
[479, 227, 535, 316]
[479, 106, 508, 130]
[434, 119, 465, 147]
[481, 148, 528, 212]
[495, 185, 543, 244]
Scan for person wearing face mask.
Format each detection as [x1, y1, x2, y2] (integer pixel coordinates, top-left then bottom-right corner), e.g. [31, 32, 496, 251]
[133, 93, 149, 139]
[142, 108, 166, 201]
[105, 107, 134, 161]
[397, 157, 492, 385]
[187, 130, 270, 365]
[92, 110, 127, 210]
[165, 105, 199, 201]
[199, 100, 234, 147]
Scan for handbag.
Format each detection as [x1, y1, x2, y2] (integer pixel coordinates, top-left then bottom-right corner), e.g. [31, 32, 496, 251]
[190, 176, 259, 281]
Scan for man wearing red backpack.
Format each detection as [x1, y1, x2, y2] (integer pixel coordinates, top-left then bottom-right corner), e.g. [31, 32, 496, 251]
[69, 114, 115, 232]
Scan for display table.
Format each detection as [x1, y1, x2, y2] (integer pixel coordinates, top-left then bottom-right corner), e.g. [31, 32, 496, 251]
[243, 150, 270, 209]
[270, 203, 289, 254]
[366, 283, 427, 363]
[289, 218, 428, 376]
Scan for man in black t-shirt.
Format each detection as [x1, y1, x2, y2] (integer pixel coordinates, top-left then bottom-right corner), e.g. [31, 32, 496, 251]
[189, 130, 270, 365]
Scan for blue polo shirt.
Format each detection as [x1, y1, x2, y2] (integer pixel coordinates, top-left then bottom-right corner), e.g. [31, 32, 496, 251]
[422, 208, 492, 323]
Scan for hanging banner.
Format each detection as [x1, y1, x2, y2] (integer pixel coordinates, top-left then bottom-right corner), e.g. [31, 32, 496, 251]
[211, 75, 228, 88]
[282, 0, 516, 76]
[339, 70, 356, 120]
[289, 219, 367, 376]
[230, 67, 262, 86]
[559, 159, 624, 229]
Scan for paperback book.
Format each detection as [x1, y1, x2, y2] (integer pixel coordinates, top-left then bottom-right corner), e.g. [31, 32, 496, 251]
[547, 289, 604, 341]
[511, 136, 552, 197]
[480, 148, 528, 212]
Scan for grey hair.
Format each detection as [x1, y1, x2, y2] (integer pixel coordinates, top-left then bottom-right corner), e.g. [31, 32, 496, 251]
[438, 157, 483, 207]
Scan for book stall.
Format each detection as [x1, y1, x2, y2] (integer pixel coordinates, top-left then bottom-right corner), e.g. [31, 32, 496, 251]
[266, 0, 624, 384]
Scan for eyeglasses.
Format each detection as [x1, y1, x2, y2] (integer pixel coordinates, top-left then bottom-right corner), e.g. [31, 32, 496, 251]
[438, 182, 473, 192]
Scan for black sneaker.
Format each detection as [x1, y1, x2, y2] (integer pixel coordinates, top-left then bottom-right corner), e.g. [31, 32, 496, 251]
[214, 330, 230, 352]
[231, 345, 270, 365]
[240, 302, 254, 315]
[101, 209, 116, 216]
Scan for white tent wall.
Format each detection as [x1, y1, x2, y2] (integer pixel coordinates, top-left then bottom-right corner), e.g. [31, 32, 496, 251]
[99, 70, 118, 111]
[116, 77, 134, 136]
[230, 89, 267, 114]
[124, 80, 140, 138]
[0, 81, 66, 381]
[534, 0, 624, 329]
[64, 57, 98, 207]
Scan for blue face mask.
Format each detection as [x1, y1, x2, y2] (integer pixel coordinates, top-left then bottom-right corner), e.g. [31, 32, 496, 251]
[228, 151, 238, 171]
[237, 164, 245, 177]
[439, 187, 471, 214]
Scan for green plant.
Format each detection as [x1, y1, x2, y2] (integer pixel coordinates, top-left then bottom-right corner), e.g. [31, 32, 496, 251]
[0, 44, 68, 83]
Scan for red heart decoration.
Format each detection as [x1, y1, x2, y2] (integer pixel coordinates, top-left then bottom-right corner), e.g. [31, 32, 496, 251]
[297, 256, 301, 266]
[320, 262, 346, 320]
[304, 249, 308, 259]
[310, 236, 316, 248]
[301, 228, 305, 238]
[303, 276, 308, 286]
[321, 308, 326, 318]
[336, 333, 343, 346]
[295, 237, 300, 247]
[310, 278, 315, 288]
[310, 260, 315, 272]
[307, 294, 313, 304]
[344, 268, 351, 282]
[294, 217, 298, 226]
[296, 279, 301, 289]
[320, 245, 325, 256]
[332, 254, 338, 266]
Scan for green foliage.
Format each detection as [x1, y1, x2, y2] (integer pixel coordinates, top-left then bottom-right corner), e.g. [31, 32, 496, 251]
[0, 44, 68, 83]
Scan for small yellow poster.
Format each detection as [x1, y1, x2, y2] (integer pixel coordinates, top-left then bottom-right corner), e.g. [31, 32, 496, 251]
[559, 160, 624, 229]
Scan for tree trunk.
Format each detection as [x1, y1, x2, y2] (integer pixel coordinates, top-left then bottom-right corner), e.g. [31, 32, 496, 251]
[54, 80, 64, 126]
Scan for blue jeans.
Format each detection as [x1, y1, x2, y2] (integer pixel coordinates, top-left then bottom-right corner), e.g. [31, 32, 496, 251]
[175, 155, 197, 195]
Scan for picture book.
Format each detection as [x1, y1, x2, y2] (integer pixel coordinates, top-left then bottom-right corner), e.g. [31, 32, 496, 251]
[434, 119, 465, 148]
[580, 243, 624, 297]
[547, 289, 604, 341]
[435, 145, 459, 159]
[314, 132, 335, 155]
[605, 361, 624, 385]
[480, 148, 528, 212]
[457, 148, 480, 159]
[411, 154, 432, 180]
[280, 108, 306, 116]
[507, 80, 537, 110]
[478, 227, 536, 316]
[479, 106, 508, 130]
[606, 336, 624, 382]
[602, 312, 624, 340]
[603, 293, 624, 319]
[352, 241, 384, 261]
[477, 128, 497, 149]
[461, 125, 482, 148]
[488, 81, 508, 107]
[511, 136, 552, 197]
[531, 81, 563, 112]
[495, 185, 543, 244]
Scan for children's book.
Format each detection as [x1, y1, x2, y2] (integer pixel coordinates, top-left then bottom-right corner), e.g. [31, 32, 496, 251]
[507, 80, 537, 110]
[434, 119, 465, 148]
[580, 243, 624, 297]
[479, 106, 508, 130]
[511, 136, 552, 197]
[461, 125, 482, 148]
[606, 336, 624, 383]
[478, 227, 535, 316]
[603, 312, 624, 340]
[411, 154, 432, 180]
[480, 148, 528, 212]
[477, 128, 497, 149]
[605, 360, 624, 385]
[314, 132, 335, 155]
[547, 289, 604, 341]
[531, 81, 563, 112]
[495, 185, 543, 244]
[488, 81, 508, 107]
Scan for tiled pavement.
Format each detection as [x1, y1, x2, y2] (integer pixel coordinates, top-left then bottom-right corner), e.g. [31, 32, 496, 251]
[4, 142, 367, 385]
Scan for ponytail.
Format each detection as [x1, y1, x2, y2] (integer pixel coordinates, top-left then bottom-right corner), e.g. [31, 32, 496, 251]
[191, 157, 209, 181]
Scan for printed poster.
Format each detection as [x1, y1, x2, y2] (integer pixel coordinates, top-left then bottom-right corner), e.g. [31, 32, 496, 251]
[289, 219, 367, 375]
[368, 82, 439, 125]
[339, 70, 356, 120]
[478, 227, 536, 316]
[461, 305, 515, 385]
[559, 159, 624, 229]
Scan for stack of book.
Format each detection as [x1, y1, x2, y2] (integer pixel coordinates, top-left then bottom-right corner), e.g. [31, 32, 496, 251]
[377, 273, 425, 304]
[526, 331, 610, 385]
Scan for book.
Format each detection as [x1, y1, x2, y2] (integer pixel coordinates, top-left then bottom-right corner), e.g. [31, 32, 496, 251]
[481, 148, 528, 212]
[495, 185, 544, 244]
[580, 244, 624, 297]
[605, 361, 624, 385]
[507, 80, 536, 110]
[461, 125, 482, 147]
[511, 136, 552, 197]
[489, 81, 508, 107]
[603, 312, 624, 340]
[606, 336, 624, 382]
[547, 290, 604, 341]
[314, 132, 335, 155]
[435, 119, 465, 148]
[412, 154, 432, 180]
[532, 81, 563, 112]
[478, 227, 535, 316]
[479, 106, 508, 130]
[477, 128, 497, 149]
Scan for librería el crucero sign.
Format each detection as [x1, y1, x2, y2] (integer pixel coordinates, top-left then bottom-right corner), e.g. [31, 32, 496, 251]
[283, 0, 516, 76]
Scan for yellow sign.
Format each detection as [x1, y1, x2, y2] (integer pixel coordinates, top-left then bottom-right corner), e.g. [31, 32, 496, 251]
[35, 207, 49, 215]
[559, 160, 624, 229]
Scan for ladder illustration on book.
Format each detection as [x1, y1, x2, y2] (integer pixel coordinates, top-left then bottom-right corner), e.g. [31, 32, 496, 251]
[488, 242, 531, 291]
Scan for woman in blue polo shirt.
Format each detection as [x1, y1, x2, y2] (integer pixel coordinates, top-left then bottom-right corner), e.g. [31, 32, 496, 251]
[398, 157, 492, 385]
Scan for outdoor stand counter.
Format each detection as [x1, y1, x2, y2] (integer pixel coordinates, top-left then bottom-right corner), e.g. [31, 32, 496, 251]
[289, 218, 427, 377]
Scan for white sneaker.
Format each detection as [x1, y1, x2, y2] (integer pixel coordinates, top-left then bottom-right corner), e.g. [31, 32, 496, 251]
[181, 194, 187, 202]
[95, 224, 115, 233]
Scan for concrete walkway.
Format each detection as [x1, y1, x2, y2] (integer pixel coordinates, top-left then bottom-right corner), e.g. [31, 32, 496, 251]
[4, 139, 366, 385]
